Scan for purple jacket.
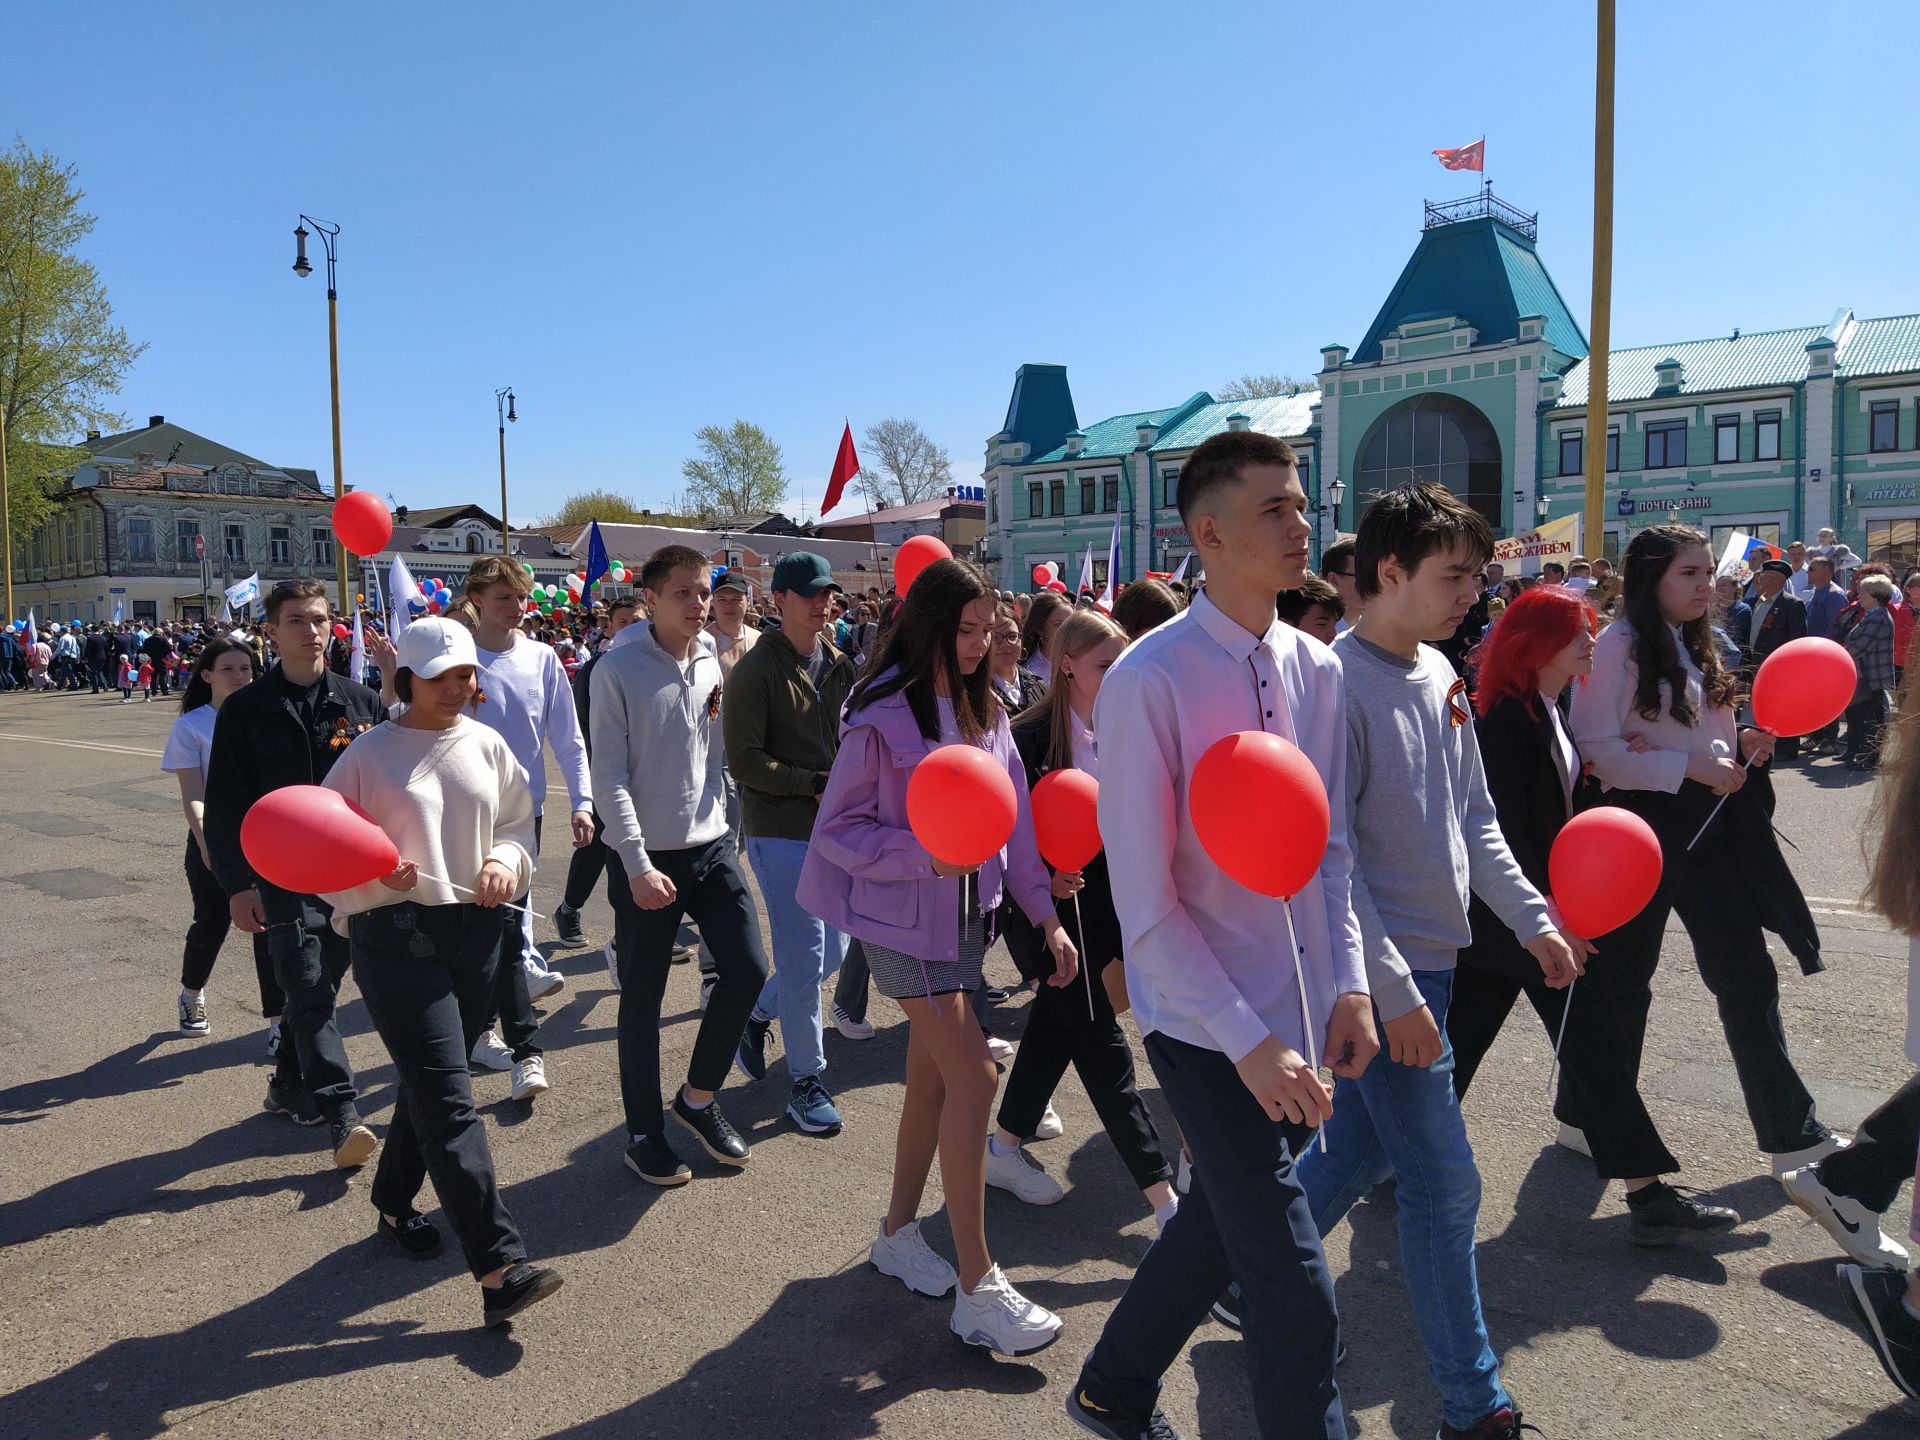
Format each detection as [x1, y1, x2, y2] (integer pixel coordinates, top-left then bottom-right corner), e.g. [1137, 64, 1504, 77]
[796, 681, 1055, 962]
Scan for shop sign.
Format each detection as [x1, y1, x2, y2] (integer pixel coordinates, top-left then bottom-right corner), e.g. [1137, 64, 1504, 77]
[1863, 483, 1917, 502]
[1616, 496, 1635, 516]
[1152, 525, 1190, 542]
[1639, 495, 1710, 512]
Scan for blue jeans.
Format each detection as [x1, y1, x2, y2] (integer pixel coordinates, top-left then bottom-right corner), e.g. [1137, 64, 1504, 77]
[745, 836, 848, 1080]
[1298, 967, 1510, 1430]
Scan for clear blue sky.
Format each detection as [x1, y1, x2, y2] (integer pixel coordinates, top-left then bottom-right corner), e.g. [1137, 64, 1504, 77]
[12, 1, 1917, 524]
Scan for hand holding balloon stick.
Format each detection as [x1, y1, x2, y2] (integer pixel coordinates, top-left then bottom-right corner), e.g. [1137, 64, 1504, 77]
[1030, 769, 1103, 1022]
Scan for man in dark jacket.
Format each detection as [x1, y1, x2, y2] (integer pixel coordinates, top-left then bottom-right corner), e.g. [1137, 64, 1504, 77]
[142, 625, 176, 695]
[81, 625, 111, 693]
[1749, 558, 1809, 758]
[204, 578, 385, 1169]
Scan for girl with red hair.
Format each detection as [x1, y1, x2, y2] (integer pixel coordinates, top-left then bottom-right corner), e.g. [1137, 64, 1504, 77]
[1449, 584, 1741, 1246]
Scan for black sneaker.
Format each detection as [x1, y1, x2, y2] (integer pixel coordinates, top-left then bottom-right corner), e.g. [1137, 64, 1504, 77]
[673, 945, 697, 966]
[378, 1210, 445, 1260]
[1066, 1375, 1186, 1439]
[671, 1092, 749, 1165]
[1837, 1262, 1920, 1400]
[264, 1078, 322, 1126]
[982, 984, 1014, 1005]
[735, 1014, 772, 1081]
[1627, 1182, 1739, 1247]
[482, 1263, 563, 1328]
[551, 903, 586, 948]
[331, 1112, 377, 1169]
[625, 1133, 692, 1187]
[1211, 1283, 1240, 1330]
[1438, 1406, 1543, 1439]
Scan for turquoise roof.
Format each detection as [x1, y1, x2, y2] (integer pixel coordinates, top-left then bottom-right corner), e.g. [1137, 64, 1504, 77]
[1837, 314, 1920, 376]
[1029, 400, 1193, 464]
[1558, 324, 1825, 406]
[1153, 392, 1320, 451]
[1000, 364, 1079, 458]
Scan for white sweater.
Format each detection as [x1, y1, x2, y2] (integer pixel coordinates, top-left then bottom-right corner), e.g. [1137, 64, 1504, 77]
[319, 717, 537, 930]
[474, 634, 591, 819]
[1569, 619, 1739, 794]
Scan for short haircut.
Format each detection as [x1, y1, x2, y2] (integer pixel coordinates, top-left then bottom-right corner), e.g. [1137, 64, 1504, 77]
[464, 555, 534, 599]
[264, 577, 329, 621]
[1809, 555, 1835, 574]
[1858, 574, 1895, 603]
[1353, 483, 1494, 601]
[1275, 574, 1344, 624]
[1175, 430, 1298, 530]
[1110, 578, 1182, 639]
[607, 596, 641, 618]
[640, 544, 709, 594]
[1542, 561, 1567, 578]
[1320, 536, 1357, 578]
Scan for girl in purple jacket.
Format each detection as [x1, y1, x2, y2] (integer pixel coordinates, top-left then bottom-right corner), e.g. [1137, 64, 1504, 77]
[798, 558, 1077, 1357]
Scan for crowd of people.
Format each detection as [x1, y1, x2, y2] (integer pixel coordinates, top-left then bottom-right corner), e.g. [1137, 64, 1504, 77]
[22, 430, 1915, 1431]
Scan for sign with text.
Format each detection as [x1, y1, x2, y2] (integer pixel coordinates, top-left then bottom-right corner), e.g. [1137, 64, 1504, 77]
[1491, 513, 1581, 576]
[1863, 484, 1917, 502]
[1640, 495, 1710, 512]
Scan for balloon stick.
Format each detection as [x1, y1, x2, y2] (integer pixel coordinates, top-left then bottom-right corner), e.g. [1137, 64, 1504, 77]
[1279, 900, 1327, 1154]
[1546, 976, 1576, 1098]
[413, 871, 532, 915]
[1072, 890, 1093, 1024]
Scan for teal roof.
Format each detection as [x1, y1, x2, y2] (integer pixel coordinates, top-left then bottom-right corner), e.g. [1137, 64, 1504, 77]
[1496, 230, 1587, 358]
[1837, 314, 1920, 376]
[1028, 396, 1208, 464]
[1153, 392, 1320, 451]
[1000, 364, 1079, 458]
[1558, 324, 1824, 406]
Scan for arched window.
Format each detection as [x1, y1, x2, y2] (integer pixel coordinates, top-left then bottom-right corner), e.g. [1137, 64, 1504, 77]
[1353, 393, 1503, 527]
[466, 532, 482, 553]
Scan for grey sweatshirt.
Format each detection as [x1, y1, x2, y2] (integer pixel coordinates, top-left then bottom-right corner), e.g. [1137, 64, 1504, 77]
[1335, 632, 1555, 1019]
[588, 624, 729, 876]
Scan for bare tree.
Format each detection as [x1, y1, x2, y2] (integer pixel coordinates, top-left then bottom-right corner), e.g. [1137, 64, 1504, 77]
[856, 417, 952, 508]
[1214, 373, 1319, 401]
[676, 421, 788, 521]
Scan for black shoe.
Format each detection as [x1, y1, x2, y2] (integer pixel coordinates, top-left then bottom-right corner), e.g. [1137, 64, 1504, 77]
[671, 1092, 748, 1165]
[551, 903, 586, 948]
[625, 1133, 691, 1187]
[482, 1263, 563, 1328]
[735, 1014, 772, 1081]
[672, 945, 697, 966]
[331, 1112, 377, 1169]
[1210, 1283, 1240, 1330]
[1838, 1262, 1920, 1400]
[264, 1078, 322, 1126]
[982, 984, 1013, 1005]
[378, 1210, 444, 1260]
[1627, 1182, 1739, 1246]
[1067, 1375, 1186, 1439]
[1438, 1406, 1543, 1439]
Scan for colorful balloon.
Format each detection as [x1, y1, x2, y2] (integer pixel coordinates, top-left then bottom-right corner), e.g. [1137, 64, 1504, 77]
[1046, 580, 1068, 594]
[1032, 563, 1052, 586]
[1547, 807, 1663, 939]
[905, 743, 1017, 868]
[895, 535, 953, 595]
[240, 785, 399, 893]
[331, 623, 350, 641]
[332, 491, 393, 556]
[1030, 768, 1102, 873]
[1750, 637, 1858, 738]
[1189, 731, 1329, 899]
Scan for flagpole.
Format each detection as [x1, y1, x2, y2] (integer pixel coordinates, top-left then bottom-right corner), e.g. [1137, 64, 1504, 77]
[1583, 0, 1616, 561]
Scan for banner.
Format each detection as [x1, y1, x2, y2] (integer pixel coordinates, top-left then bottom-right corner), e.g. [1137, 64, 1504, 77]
[348, 608, 367, 685]
[1491, 513, 1580, 576]
[223, 571, 261, 613]
[387, 555, 423, 637]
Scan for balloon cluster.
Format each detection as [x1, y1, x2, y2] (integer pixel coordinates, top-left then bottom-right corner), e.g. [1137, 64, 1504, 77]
[1028, 560, 1069, 595]
[526, 581, 567, 616]
[409, 577, 455, 615]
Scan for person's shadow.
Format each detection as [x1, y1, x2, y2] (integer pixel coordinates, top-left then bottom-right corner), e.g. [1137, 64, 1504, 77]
[1761, 1256, 1919, 1437]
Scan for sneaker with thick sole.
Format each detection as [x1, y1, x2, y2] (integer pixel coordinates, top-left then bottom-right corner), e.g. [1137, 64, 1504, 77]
[1211, 1284, 1240, 1331]
[736, 1014, 773, 1082]
[264, 1078, 322, 1126]
[1034, 1103, 1064, 1141]
[986, 1035, 1016, 1066]
[950, 1264, 1061, 1356]
[378, 1210, 444, 1260]
[470, 1029, 513, 1072]
[1437, 1405, 1543, 1439]
[788, 1076, 843, 1135]
[483, 1264, 563, 1328]
[1067, 1376, 1186, 1440]
[832, 1003, 875, 1041]
[603, 939, 621, 991]
[551, 903, 586, 948]
[529, 969, 567, 1002]
[1784, 1166, 1913, 1268]
[868, 1216, 958, 1297]
[985, 1138, 1066, 1205]
[178, 992, 209, 1035]
[671, 1092, 749, 1165]
[510, 1055, 550, 1102]
[625, 1134, 691, 1187]
[1626, 1183, 1740, 1247]
[1837, 1262, 1920, 1400]
[1771, 1132, 1847, 1180]
[1556, 1123, 1591, 1157]
[331, 1114, 377, 1169]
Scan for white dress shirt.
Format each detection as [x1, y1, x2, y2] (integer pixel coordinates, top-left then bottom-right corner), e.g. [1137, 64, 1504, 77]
[1569, 619, 1738, 794]
[1068, 708, 1099, 779]
[1094, 587, 1368, 1063]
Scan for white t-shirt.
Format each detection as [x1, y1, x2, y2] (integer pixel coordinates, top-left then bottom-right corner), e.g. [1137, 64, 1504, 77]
[161, 705, 219, 784]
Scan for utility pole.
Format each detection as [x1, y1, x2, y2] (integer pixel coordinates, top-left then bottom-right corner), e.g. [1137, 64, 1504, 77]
[1583, 0, 1616, 557]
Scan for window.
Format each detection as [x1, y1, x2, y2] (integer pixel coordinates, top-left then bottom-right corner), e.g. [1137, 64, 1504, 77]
[1028, 484, 1043, 519]
[224, 523, 246, 563]
[64, 520, 76, 566]
[1297, 456, 1310, 495]
[1606, 428, 1619, 472]
[126, 516, 155, 562]
[269, 526, 291, 565]
[81, 518, 94, 566]
[1049, 479, 1065, 517]
[465, 532, 482, 554]
[222, 471, 246, 495]
[1714, 416, 1740, 464]
[1866, 517, 1920, 576]
[1559, 432, 1583, 476]
[1353, 392, 1504, 526]
[1644, 421, 1687, 469]
[311, 526, 334, 566]
[1102, 477, 1119, 513]
[1162, 468, 1180, 507]
[987, 488, 997, 524]
[176, 518, 200, 559]
[1755, 411, 1781, 462]
[1871, 400, 1900, 453]
[1079, 477, 1095, 514]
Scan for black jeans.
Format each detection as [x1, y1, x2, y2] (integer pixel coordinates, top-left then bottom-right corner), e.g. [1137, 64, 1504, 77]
[182, 839, 284, 1014]
[351, 902, 528, 1280]
[485, 816, 544, 1063]
[561, 813, 617, 912]
[831, 938, 871, 1024]
[1448, 960, 1677, 1179]
[1819, 1072, 1920, 1212]
[1844, 691, 1889, 765]
[1085, 1032, 1345, 1440]
[262, 890, 357, 1117]
[608, 836, 769, 1139]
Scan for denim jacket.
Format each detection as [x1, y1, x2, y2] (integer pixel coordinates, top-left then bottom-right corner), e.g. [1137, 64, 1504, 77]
[796, 680, 1055, 962]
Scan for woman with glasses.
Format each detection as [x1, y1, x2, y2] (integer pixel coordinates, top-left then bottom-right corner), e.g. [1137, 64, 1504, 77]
[988, 601, 1047, 713]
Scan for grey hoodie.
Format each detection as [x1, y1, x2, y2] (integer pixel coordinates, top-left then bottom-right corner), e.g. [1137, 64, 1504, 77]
[588, 623, 729, 875]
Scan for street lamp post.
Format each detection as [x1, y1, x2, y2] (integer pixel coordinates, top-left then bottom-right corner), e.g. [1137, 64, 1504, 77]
[495, 388, 517, 552]
[292, 217, 351, 612]
[0, 401, 12, 624]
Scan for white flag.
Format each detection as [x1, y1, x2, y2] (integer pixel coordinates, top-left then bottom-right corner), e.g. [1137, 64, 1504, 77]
[387, 555, 423, 637]
[223, 571, 261, 613]
[112, 598, 124, 624]
[1094, 514, 1123, 611]
[349, 608, 367, 685]
[1169, 553, 1191, 586]
[1714, 529, 1754, 582]
[24, 608, 37, 648]
[1076, 544, 1094, 598]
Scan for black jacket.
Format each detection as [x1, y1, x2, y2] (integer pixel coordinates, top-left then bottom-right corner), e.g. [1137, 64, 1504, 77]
[1461, 695, 1575, 982]
[994, 667, 1048, 717]
[1751, 590, 1808, 661]
[82, 632, 110, 667]
[203, 664, 388, 910]
[1005, 708, 1120, 975]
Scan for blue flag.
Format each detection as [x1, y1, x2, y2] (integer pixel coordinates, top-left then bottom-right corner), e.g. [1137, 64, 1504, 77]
[584, 520, 611, 592]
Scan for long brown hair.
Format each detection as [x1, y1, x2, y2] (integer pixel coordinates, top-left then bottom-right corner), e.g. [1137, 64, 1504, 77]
[1019, 608, 1127, 770]
[1020, 590, 1070, 664]
[1620, 524, 1737, 724]
[847, 557, 997, 744]
[1868, 662, 1920, 932]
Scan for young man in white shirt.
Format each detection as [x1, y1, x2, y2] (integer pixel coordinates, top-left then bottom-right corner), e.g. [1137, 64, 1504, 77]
[1070, 430, 1378, 1440]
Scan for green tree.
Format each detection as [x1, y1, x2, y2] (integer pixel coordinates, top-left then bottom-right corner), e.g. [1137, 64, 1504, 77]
[0, 143, 145, 541]
[676, 420, 787, 521]
[1214, 373, 1318, 401]
[536, 489, 679, 527]
[856, 416, 952, 508]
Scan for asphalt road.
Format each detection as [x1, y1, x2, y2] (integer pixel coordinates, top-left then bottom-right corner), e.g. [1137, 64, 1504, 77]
[0, 688, 1912, 1439]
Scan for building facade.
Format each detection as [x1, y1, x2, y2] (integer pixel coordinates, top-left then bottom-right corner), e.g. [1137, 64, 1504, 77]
[813, 491, 986, 553]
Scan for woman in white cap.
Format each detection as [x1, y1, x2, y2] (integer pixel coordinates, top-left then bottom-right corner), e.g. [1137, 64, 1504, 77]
[320, 616, 561, 1328]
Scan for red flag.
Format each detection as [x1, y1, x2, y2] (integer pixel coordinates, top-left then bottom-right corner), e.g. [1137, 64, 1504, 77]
[822, 422, 859, 515]
[1432, 138, 1485, 172]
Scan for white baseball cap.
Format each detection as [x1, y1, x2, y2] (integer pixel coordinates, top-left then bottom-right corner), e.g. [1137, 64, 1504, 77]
[397, 617, 478, 679]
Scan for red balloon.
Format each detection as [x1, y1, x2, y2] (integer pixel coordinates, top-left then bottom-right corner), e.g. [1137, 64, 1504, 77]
[895, 535, 953, 595]
[1031, 768, 1102, 872]
[425, 599, 443, 614]
[331, 623, 350, 641]
[1047, 580, 1068, 593]
[905, 743, 1017, 868]
[1547, 807, 1663, 939]
[240, 784, 399, 893]
[1032, 564, 1052, 586]
[1750, 637, 1858, 738]
[1189, 731, 1329, 899]
[332, 491, 393, 557]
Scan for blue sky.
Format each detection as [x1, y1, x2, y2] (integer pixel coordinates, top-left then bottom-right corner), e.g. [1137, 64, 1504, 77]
[11, 1, 1917, 524]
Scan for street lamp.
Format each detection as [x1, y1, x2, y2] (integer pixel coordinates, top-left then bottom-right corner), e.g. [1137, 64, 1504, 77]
[1536, 493, 1552, 525]
[496, 388, 517, 551]
[290, 215, 350, 612]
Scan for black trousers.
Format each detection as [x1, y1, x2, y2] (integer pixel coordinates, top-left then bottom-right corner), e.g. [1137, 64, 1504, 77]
[1448, 959, 1678, 1179]
[262, 890, 357, 1117]
[608, 835, 769, 1138]
[351, 903, 527, 1280]
[1820, 1071, 1920, 1212]
[1844, 691, 1889, 765]
[997, 895, 1173, 1191]
[1085, 1033, 1346, 1440]
[560, 817, 615, 912]
[182, 839, 284, 1013]
[486, 816, 544, 1063]
[832, 938, 871, 1024]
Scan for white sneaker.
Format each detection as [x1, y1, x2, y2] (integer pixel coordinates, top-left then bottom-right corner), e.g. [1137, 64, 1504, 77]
[470, 1030, 513, 1072]
[529, 969, 567, 1002]
[1033, 1103, 1064, 1141]
[1175, 1149, 1193, 1197]
[949, 1264, 1062, 1356]
[832, 1003, 874, 1041]
[510, 1055, 550, 1102]
[1771, 1134, 1848, 1180]
[867, 1217, 957, 1298]
[603, 939, 620, 991]
[1782, 1165, 1911, 1268]
[177, 991, 209, 1035]
[986, 1035, 1015, 1066]
[1557, 1123, 1592, 1157]
[985, 1137, 1065, 1205]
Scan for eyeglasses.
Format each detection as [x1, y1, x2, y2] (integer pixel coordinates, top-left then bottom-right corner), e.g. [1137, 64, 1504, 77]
[1324, 568, 1354, 580]
[389, 905, 436, 958]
